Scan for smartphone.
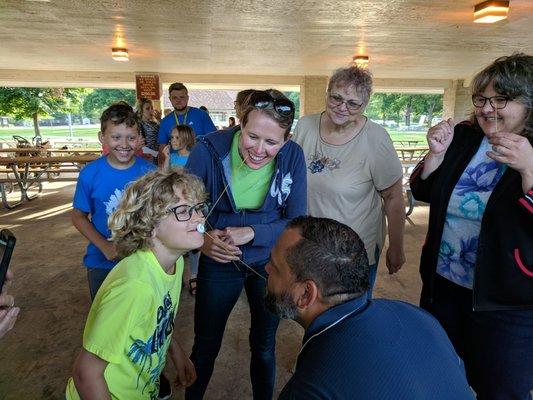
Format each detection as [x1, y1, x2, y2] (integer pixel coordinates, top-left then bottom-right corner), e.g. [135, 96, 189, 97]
[0, 229, 16, 293]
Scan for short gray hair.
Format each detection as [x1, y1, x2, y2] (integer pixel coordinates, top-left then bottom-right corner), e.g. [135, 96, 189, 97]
[327, 66, 373, 108]
[471, 53, 533, 139]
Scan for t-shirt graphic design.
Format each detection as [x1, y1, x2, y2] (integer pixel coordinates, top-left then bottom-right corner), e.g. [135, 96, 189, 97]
[128, 292, 176, 397]
[104, 188, 124, 216]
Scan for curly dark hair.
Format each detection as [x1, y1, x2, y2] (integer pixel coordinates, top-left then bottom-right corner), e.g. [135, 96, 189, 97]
[100, 101, 137, 134]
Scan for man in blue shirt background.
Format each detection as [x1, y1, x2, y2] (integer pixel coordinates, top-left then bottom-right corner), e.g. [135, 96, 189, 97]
[158, 82, 216, 162]
[265, 216, 475, 400]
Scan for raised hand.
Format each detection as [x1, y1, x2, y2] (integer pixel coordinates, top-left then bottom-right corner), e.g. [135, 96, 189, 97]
[488, 132, 533, 193]
[427, 118, 455, 155]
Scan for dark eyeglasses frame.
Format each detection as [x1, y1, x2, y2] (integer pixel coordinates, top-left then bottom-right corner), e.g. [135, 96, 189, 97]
[169, 202, 209, 222]
[249, 91, 295, 117]
[327, 93, 363, 113]
[471, 94, 512, 110]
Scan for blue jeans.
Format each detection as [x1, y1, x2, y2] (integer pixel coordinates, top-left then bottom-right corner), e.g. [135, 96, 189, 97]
[366, 245, 380, 299]
[185, 258, 280, 400]
[86, 268, 111, 300]
[421, 275, 533, 400]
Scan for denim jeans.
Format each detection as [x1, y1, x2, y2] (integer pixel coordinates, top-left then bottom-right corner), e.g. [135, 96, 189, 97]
[86, 268, 111, 300]
[421, 275, 533, 400]
[366, 245, 381, 299]
[185, 257, 280, 400]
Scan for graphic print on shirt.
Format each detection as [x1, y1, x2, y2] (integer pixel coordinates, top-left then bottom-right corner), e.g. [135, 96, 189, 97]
[437, 146, 507, 289]
[307, 152, 341, 174]
[270, 171, 292, 205]
[128, 292, 176, 397]
[104, 188, 124, 216]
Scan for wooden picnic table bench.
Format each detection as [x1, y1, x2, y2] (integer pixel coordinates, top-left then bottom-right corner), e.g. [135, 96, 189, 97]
[0, 154, 99, 209]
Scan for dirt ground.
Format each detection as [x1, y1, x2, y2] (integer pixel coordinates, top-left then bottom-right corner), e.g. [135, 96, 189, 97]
[0, 181, 428, 399]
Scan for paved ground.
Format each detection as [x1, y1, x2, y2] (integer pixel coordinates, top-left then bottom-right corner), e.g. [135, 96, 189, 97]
[0, 181, 428, 399]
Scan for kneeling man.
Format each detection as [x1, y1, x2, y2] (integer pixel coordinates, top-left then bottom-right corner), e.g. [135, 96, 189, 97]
[266, 216, 474, 399]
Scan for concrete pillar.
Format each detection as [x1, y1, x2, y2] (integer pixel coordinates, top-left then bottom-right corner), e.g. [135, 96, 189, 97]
[300, 76, 328, 116]
[443, 80, 472, 123]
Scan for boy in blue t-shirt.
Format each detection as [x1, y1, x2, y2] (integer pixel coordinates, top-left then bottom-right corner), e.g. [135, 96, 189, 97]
[72, 102, 155, 299]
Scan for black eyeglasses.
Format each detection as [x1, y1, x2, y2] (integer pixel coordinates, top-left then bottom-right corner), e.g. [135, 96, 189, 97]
[328, 93, 363, 113]
[472, 95, 512, 110]
[169, 202, 209, 222]
[248, 91, 295, 117]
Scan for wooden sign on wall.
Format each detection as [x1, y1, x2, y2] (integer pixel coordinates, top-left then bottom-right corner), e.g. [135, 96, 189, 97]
[135, 74, 160, 100]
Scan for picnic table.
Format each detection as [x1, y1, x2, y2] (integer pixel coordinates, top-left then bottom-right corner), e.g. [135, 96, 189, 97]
[0, 151, 100, 209]
[394, 145, 429, 216]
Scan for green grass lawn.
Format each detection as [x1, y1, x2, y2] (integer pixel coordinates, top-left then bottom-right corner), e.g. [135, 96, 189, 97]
[0, 126, 428, 143]
[0, 126, 99, 140]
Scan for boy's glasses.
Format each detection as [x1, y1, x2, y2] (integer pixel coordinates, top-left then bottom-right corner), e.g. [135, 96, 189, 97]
[248, 91, 295, 117]
[327, 93, 363, 113]
[169, 202, 209, 222]
[472, 95, 512, 110]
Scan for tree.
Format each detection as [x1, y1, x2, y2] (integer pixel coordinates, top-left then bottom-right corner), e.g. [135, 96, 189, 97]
[0, 87, 86, 137]
[283, 91, 301, 119]
[81, 89, 137, 119]
[412, 94, 443, 126]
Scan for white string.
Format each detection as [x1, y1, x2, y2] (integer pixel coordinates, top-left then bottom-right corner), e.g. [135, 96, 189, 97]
[196, 140, 268, 281]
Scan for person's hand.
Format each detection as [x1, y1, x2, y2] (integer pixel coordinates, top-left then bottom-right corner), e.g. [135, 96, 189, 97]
[153, 109, 162, 122]
[201, 229, 241, 263]
[101, 240, 118, 261]
[221, 227, 254, 246]
[385, 246, 405, 275]
[0, 268, 19, 339]
[136, 136, 146, 151]
[168, 341, 197, 389]
[427, 118, 454, 156]
[487, 132, 533, 173]
[162, 145, 170, 160]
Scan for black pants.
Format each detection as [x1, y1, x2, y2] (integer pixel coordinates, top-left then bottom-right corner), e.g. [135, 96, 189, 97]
[421, 275, 533, 400]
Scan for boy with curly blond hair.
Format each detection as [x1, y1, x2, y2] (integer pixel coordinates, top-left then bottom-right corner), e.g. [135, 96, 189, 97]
[66, 169, 209, 400]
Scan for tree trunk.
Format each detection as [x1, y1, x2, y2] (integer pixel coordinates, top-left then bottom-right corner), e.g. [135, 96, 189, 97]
[426, 100, 436, 127]
[32, 112, 41, 137]
[404, 97, 412, 127]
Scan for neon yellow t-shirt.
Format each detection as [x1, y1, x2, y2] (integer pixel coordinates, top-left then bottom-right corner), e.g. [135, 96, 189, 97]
[230, 130, 275, 210]
[66, 250, 184, 400]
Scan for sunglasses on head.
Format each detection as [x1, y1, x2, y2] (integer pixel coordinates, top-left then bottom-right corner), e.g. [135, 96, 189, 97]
[248, 91, 295, 117]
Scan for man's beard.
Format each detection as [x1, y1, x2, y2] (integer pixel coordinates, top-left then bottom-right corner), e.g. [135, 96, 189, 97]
[265, 289, 297, 319]
[174, 105, 187, 112]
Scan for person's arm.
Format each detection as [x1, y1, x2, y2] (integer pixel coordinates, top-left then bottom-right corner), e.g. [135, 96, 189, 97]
[161, 145, 171, 171]
[380, 179, 406, 274]
[0, 268, 19, 339]
[72, 349, 110, 400]
[420, 118, 455, 179]
[71, 209, 117, 261]
[248, 144, 308, 248]
[167, 336, 197, 389]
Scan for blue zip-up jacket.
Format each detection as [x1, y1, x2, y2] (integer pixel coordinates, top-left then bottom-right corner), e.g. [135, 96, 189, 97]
[185, 127, 307, 264]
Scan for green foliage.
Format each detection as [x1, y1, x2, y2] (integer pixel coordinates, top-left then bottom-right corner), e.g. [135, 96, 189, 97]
[81, 89, 137, 119]
[283, 92, 300, 119]
[366, 93, 443, 126]
[0, 87, 85, 119]
[0, 87, 87, 136]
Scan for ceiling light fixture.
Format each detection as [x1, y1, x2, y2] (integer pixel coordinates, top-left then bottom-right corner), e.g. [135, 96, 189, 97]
[473, 0, 509, 23]
[112, 47, 129, 62]
[353, 55, 369, 68]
